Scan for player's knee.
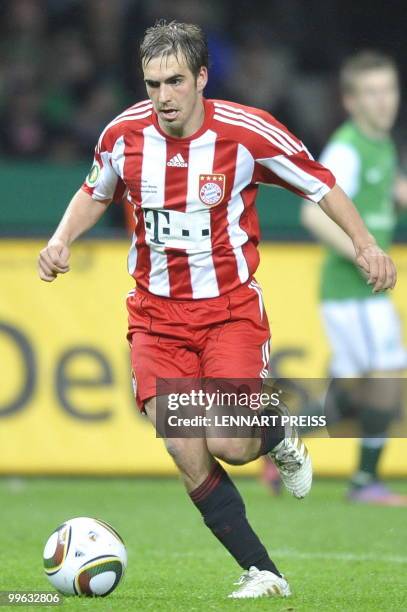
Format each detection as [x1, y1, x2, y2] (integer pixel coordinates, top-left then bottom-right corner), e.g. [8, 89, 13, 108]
[207, 438, 257, 465]
[164, 438, 210, 485]
[165, 438, 187, 462]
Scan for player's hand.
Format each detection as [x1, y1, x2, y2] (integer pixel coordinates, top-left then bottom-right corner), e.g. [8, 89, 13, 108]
[38, 238, 70, 282]
[355, 243, 397, 292]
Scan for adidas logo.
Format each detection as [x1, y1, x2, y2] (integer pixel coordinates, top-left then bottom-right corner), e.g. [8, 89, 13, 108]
[167, 153, 188, 168]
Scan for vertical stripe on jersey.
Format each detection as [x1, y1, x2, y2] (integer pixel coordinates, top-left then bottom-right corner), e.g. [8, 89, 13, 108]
[164, 141, 193, 298]
[164, 141, 190, 211]
[127, 230, 137, 274]
[186, 130, 219, 298]
[124, 130, 150, 281]
[240, 189, 261, 278]
[225, 144, 255, 283]
[110, 135, 127, 201]
[231, 143, 261, 279]
[133, 206, 151, 282]
[209, 139, 240, 291]
[111, 135, 125, 178]
[142, 125, 170, 297]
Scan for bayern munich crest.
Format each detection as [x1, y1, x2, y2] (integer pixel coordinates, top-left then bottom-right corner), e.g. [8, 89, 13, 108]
[199, 174, 226, 207]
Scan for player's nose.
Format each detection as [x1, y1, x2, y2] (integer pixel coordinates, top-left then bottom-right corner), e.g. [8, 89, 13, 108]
[158, 83, 172, 105]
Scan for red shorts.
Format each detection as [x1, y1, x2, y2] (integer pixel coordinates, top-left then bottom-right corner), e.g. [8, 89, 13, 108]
[126, 278, 271, 412]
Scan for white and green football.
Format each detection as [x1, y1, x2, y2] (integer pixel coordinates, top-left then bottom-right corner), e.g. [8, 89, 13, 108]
[43, 517, 127, 596]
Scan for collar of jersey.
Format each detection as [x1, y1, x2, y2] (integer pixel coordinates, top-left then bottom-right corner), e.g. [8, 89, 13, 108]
[350, 120, 392, 146]
[151, 97, 214, 142]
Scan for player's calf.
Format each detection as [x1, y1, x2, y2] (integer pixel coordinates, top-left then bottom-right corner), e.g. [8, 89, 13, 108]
[189, 461, 283, 577]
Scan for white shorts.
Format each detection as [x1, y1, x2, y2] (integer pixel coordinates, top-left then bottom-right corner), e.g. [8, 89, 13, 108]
[321, 297, 407, 376]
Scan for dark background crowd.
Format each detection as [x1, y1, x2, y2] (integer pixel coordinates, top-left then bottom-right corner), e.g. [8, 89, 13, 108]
[1, 0, 406, 164]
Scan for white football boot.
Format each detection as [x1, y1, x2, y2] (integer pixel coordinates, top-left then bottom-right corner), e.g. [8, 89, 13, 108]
[228, 566, 291, 599]
[268, 400, 313, 498]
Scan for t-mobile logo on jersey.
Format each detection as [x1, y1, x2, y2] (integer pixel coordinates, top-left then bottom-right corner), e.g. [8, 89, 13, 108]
[143, 208, 212, 251]
[144, 209, 171, 245]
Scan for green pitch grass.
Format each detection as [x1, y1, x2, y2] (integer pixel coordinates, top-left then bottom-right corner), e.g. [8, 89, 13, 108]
[0, 477, 406, 611]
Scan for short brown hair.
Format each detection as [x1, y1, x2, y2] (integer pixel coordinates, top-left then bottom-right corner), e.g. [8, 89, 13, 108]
[140, 20, 209, 78]
[340, 51, 398, 94]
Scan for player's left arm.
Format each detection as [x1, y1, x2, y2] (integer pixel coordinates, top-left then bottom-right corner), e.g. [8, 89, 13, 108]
[319, 184, 396, 292]
[251, 113, 396, 292]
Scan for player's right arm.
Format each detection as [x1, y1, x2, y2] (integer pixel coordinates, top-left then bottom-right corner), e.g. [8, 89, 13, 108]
[39, 120, 127, 282]
[38, 189, 111, 282]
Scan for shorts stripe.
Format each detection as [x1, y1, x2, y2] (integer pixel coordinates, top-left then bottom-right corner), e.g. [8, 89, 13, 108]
[260, 339, 270, 378]
[248, 280, 264, 320]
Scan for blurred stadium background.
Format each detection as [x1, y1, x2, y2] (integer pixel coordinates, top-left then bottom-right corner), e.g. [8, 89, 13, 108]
[1, 0, 407, 479]
[2, 3, 407, 609]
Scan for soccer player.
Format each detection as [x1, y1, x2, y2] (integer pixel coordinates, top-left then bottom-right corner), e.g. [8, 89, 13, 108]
[38, 23, 396, 597]
[302, 51, 407, 505]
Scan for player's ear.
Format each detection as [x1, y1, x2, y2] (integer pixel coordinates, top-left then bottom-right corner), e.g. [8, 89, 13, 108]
[196, 66, 208, 93]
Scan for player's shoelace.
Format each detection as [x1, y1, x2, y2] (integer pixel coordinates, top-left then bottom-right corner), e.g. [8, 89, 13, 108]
[271, 439, 305, 473]
[233, 571, 250, 586]
[232, 569, 264, 593]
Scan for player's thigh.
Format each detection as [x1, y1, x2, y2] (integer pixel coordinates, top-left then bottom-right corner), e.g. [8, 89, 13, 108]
[321, 299, 371, 375]
[201, 279, 271, 379]
[322, 297, 407, 376]
[201, 280, 269, 462]
[358, 368, 405, 411]
[129, 331, 200, 413]
[364, 297, 407, 372]
[127, 289, 201, 412]
[323, 298, 406, 411]
[202, 291, 268, 461]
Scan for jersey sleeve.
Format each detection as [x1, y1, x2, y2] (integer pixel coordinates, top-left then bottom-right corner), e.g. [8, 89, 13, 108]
[319, 142, 360, 199]
[251, 113, 336, 202]
[81, 128, 127, 203]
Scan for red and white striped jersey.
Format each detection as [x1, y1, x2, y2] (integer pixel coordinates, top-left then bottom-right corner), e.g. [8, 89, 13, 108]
[82, 98, 335, 299]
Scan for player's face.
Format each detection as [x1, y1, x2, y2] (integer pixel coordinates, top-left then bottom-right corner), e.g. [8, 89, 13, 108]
[143, 53, 208, 138]
[344, 68, 400, 135]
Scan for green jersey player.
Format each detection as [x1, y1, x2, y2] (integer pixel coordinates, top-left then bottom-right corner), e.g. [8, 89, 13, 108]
[302, 51, 407, 505]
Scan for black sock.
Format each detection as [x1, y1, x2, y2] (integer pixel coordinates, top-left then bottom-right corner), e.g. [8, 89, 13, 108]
[190, 462, 281, 576]
[360, 443, 385, 479]
[350, 406, 394, 488]
[351, 441, 386, 488]
[259, 409, 285, 455]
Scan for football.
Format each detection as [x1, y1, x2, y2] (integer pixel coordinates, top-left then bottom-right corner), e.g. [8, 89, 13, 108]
[43, 517, 127, 596]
